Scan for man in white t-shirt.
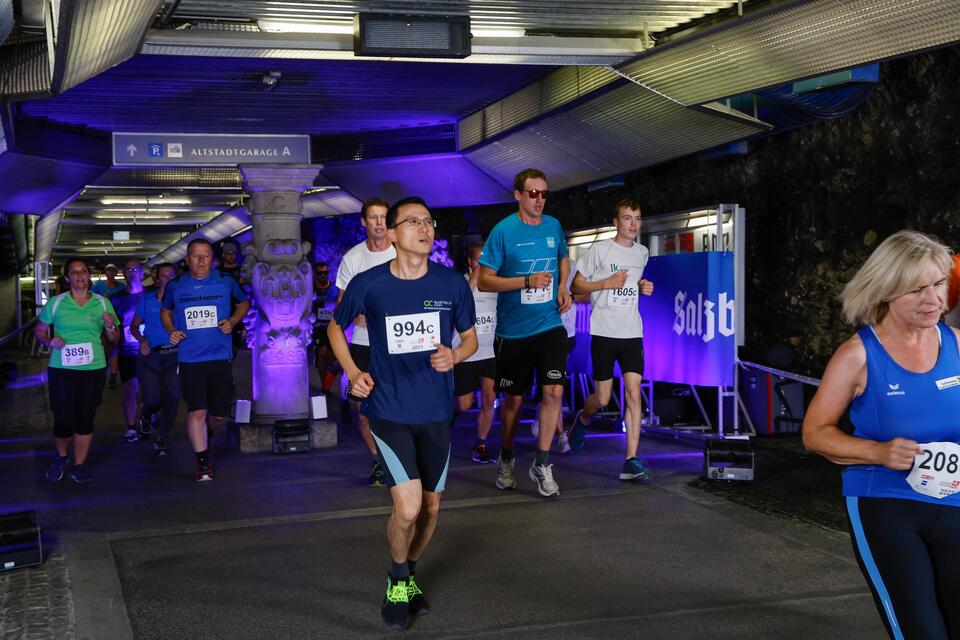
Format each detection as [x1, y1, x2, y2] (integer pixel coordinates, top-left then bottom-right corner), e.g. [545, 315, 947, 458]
[335, 197, 397, 486]
[569, 199, 655, 480]
[452, 242, 499, 464]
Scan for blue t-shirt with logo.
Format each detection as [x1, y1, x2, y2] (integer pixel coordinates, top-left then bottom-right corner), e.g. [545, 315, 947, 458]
[135, 288, 174, 350]
[334, 261, 475, 424]
[479, 213, 568, 340]
[162, 271, 246, 363]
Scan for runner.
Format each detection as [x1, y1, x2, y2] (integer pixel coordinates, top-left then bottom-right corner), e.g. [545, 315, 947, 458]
[35, 258, 120, 484]
[110, 260, 147, 443]
[335, 197, 396, 486]
[452, 241, 498, 464]
[568, 199, 655, 480]
[161, 239, 249, 481]
[131, 263, 181, 457]
[93, 263, 126, 389]
[328, 196, 477, 630]
[478, 168, 571, 498]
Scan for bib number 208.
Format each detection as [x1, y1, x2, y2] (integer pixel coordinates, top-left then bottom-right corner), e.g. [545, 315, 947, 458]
[918, 449, 960, 474]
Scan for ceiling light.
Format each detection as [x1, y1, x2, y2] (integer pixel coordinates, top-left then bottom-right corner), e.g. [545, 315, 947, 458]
[258, 19, 354, 35]
[93, 213, 175, 220]
[100, 197, 192, 206]
[472, 28, 525, 38]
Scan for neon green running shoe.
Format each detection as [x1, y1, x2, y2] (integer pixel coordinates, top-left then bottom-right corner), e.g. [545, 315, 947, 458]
[381, 575, 409, 630]
[407, 575, 430, 616]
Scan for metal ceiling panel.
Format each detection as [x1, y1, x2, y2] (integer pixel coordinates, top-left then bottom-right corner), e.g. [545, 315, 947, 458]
[88, 167, 244, 190]
[618, 0, 960, 106]
[320, 153, 513, 207]
[464, 81, 766, 191]
[21, 54, 552, 134]
[0, 40, 50, 97]
[301, 190, 364, 218]
[34, 209, 62, 263]
[171, 1, 744, 35]
[0, 0, 12, 46]
[0, 152, 105, 215]
[459, 65, 618, 148]
[147, 206, 251, 266]
[57, 0, 165, 92]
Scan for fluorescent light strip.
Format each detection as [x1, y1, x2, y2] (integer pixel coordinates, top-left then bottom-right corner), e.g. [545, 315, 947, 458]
[258, 19, 353, 34]
[101, 197, 192, 205]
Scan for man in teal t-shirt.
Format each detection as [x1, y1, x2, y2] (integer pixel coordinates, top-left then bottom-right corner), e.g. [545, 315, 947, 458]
[478, 167, 571, 499]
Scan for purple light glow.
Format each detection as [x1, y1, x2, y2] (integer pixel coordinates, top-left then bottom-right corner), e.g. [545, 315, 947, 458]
[6, 371, 47, 389]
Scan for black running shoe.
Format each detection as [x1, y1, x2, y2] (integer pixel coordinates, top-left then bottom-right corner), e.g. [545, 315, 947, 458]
[407, 575, 429, 616]
[381, 575, 410, 630]
[369, 460, 385, 487]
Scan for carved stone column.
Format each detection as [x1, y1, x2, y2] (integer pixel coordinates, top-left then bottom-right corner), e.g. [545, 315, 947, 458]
[239, 165, 319, 426]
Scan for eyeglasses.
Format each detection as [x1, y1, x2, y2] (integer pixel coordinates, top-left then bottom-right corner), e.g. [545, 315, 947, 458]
[522, 189, 550, 200]
[390, 217, 437, 230]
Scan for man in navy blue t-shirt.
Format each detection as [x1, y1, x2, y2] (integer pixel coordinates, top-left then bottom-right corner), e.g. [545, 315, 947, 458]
[329, 197, 477, 631]
[161, 239, 249, 482]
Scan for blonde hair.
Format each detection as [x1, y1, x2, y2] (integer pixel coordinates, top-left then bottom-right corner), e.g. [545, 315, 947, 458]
[840, 230, 952, 326]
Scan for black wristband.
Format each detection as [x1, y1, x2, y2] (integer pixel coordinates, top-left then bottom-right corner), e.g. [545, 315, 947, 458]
[524, 275, 530, 289]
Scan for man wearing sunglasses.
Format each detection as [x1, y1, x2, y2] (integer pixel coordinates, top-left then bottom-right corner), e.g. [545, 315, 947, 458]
[336, 197, 396, 486]
[328, 196, 477, 631]
[478, 168, 572, 498]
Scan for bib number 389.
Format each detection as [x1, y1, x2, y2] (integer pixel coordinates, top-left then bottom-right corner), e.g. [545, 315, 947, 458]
[907, 441, 960, 499]
[386, 312, 440, 355]
[61, 342, 93, 367]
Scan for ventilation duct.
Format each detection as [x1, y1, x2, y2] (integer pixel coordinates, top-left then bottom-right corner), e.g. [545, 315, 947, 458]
[1, 0, 164, 100]
[147, 206, 251, 266]
[301, 189, 364, 218]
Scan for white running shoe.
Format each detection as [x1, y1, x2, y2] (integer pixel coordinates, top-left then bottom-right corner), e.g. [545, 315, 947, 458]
[557, 431, 572, 454]
[529, 463, 560, 498]
[496, 452, 516, 490]
[530, 421, 539, 438]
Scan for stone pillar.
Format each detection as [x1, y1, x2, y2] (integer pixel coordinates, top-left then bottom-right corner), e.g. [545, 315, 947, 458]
[239, 165, 320, 426]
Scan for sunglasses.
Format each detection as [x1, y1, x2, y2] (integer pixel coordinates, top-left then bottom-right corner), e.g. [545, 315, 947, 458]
[522, 189, 550, 200]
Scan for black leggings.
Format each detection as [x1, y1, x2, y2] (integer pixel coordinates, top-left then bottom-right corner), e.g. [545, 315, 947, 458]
[48, 366, 106, 437]
[845, 496, 960, 640]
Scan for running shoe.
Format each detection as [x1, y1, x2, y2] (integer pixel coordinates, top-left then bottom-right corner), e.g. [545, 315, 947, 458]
[557, 431, 572, 454]
[123, 428, 140, 443]
[471, 443, 494, 464]
[369, 460, 385, 487]
[45, 455, 69, 482]
[195, 461, 214, 482]
[568, 410, 588, 451]
[495, 452, 516, 490]
[107, 374, 117, 390]
[619, 457, 653, 481]
[407, 575, 429, 616]
[529, 462, 560, 498]
[531, 420, 539, 438]
[69, 464, 93, 484]
[154, 439, 169, 457]
[381, 575, 410, 630]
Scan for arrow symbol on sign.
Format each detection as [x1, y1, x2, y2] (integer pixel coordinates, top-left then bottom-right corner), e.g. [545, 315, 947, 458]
[126, 144, 137, 157]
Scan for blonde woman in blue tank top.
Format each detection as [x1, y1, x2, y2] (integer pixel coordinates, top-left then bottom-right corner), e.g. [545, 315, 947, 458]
[804, 230, 960, 640]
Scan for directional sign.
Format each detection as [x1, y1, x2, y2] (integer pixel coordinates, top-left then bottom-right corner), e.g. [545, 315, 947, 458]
[112, 133, 311, 166]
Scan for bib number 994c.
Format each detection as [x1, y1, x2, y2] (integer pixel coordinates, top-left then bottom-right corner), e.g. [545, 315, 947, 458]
[385, 312, 441, 355]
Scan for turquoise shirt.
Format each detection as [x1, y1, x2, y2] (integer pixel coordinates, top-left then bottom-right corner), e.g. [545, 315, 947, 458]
[479, 213, 568, 340]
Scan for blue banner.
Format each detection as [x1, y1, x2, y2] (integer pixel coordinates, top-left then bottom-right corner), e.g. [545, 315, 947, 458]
[641, 252, 736, 387]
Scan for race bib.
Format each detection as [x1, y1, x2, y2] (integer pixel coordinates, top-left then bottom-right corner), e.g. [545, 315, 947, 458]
[609, 286, 638, 307]
[185, 305, 218, 330]
[386, 312, 440, 355]
[520, 287, 552, 305]
[476, 312, 496, 335]
[907, 441, 960, 499]
[61, 342, 93, 367]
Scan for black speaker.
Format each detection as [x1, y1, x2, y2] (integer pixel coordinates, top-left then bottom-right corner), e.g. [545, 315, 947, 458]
[354, 13, 471, 58]
[0, 511, 42, 571]
[272, 419, 312, 454]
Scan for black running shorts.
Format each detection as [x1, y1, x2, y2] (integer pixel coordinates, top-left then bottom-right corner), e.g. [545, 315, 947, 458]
[590, 335, 644, 380]
[178, 360, 234, 417]
[453, 357, 497, 397]
[494, 326, 567, 396]
[369, 420, 452, 492]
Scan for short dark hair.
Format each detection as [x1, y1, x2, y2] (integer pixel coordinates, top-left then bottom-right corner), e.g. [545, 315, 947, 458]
[361, 197, 389, 218]
[62, 257, 90, 277]
[468, 241, 485, 255]
[513, 168, 547, 193]
[314, 261, 329, 269]
[615, 199, 641, 216]
[187, 238, 213, 254]
[155, 262, 175, 272]
[386, 196, 428, 229]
